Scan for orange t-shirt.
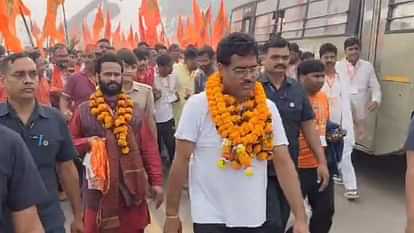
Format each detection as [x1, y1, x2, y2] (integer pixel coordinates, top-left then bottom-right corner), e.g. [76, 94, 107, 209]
[298, 91, 330, 169]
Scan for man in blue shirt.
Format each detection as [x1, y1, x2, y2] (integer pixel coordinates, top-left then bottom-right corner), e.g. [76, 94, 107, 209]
[0, 124, 47, 233]
[0, 53, 83, 233]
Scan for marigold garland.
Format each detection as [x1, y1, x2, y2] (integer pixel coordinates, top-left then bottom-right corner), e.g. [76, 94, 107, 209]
[206, 72, 274, 176]
[89, 89, 134, 155]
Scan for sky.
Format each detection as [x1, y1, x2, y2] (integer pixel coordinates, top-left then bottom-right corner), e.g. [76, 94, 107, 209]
[17, 0, 250, 44]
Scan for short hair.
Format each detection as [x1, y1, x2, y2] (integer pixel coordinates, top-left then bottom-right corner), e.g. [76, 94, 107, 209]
[319, 43, 338, 57]
[168, 43, 180, 52]
[289, 42, 300, 53]
[156, 54, 173, 66]
[184, 47, 198, 60]
[216, 32, 258, 66]
[97, 38, 110, 44]
[297, 59, 325, 76]
[344, 37, 361, 50]
[27, 51, 42, 62]
[263, 37, 289, 53]
[0, 52, 33, 74]
[95, 52, 123, 74]
[154, 43, 167, 52]
[53, 43, 67, 54]
[137, 42, 149, 48]
[301, 51, 315, 60]
[198, 45, 215, 59]
[133, 48, 150, 61]
[117, 48, 137, 66]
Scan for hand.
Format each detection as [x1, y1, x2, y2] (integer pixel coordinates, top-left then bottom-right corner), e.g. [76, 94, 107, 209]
[317, 164, 330, 192]
[163, 216, 182, 233]
[368, 101, 379, 112]
[293, 219, 309, 233]
[63, 110, 73, 121]
[154, 89, 161, 100]
[70, 216, 84, 233]
[150, 185, 164, 209]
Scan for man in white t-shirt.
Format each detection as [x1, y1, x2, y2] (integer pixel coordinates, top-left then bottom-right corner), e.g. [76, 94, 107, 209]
[164, 33, 308, 233]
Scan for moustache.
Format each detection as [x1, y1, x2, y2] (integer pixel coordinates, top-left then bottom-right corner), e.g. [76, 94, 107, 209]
[274, 64, 287, 69]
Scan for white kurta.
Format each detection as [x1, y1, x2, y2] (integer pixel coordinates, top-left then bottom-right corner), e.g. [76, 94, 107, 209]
[321, 73, 355, 144]
[335, 59, 382, 122]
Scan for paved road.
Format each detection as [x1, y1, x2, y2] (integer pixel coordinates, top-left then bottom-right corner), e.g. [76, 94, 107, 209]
[64, 152, 406, 233]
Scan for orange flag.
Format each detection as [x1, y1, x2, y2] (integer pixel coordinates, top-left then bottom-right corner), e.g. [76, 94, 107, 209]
[134, 32, 139, 47]
[121, 32, 128, 49]
[212, 0, 229, 49]
[56, 24, 65, 44]
[176, 16, 184, 47]
[43, 0, 64, 41]
[82, 19, 92, 46]
[31, 21, 44, 47]
[138, 14, 146, 43]
[192, 0, 202, 43]
[104, 11, 112, 41]
[199, 6, 211, 46]
[0, 0, 22, 52]
[16, 0, 31, 16]
[112, 23, 121, 49]
[128, 25, 134, 49]
[93, 5, 105, 42]
[140, 0, 161, 28]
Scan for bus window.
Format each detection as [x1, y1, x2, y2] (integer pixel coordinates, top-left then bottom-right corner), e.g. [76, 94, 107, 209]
[255, 13, 275, 42]
[279, 0, 307, 9]
[304, 0, 350, 37]
[256, 0, 277, 15]
[387, 0, 414, 32]
[231, 21, 242, 32]
[279, 1, 307, 39]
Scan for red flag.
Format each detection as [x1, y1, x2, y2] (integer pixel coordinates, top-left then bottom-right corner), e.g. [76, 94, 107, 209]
[93, 5, 105, 42]
[212, 0, 229, 49]
[82, 19, 92, 46]
[104, 10, 112, 41]
[112, 23, 121, 49]
[43, 0, 64, 41]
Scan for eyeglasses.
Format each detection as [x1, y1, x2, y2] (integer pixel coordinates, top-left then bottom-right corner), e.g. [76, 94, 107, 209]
[10, 70, 38, 81]
[232, 66, 260, 78]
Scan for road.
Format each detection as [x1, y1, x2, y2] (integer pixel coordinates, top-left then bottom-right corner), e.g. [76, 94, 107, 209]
[64, 152, 406, 233]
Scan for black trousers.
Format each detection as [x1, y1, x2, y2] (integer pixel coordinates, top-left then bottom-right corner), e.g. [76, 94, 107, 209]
[194, 223, 266, 233]
[263, 175, 291, 233]
[156, 119, 176, 162]
[286, 168, 335, 233]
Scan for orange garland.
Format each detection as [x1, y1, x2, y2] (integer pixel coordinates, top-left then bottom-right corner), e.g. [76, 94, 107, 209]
[89, 89, 134, 155]
[206, 72, 274, 176]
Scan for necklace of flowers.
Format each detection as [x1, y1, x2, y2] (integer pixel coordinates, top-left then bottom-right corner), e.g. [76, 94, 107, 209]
[206, 72, 274, 176]
[89, 89, 134, 155]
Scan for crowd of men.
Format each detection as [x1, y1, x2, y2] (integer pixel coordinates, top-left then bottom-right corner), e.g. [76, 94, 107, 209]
[8, 29, 414, 233]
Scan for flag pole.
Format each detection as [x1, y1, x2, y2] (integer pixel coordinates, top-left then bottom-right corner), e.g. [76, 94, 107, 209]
[62, 2, 69, 45]
[18, 6, 34, 47]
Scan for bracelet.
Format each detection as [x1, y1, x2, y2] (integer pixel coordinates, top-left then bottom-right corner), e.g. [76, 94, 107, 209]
[166, 215, 179, 219]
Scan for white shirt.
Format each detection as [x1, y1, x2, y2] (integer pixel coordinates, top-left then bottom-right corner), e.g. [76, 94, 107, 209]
[175, 92, 289, 227]
[336, 59, 382, 121]
[321, 73, 355, 144]
[153, 73, 178, 123]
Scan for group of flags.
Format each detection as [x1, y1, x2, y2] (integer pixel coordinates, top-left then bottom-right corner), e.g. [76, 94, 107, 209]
[0, 0, 230, 53]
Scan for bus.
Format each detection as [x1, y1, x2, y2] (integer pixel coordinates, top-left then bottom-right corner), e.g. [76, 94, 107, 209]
[230, 0, 414, 156]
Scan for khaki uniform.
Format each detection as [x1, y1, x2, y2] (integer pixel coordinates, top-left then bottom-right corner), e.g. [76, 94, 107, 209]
[125, 81, 157, 138]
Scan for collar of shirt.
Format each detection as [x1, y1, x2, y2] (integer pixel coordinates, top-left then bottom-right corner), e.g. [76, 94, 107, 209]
[260, 72, 295, 91]
[0, 101, 50, 123]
